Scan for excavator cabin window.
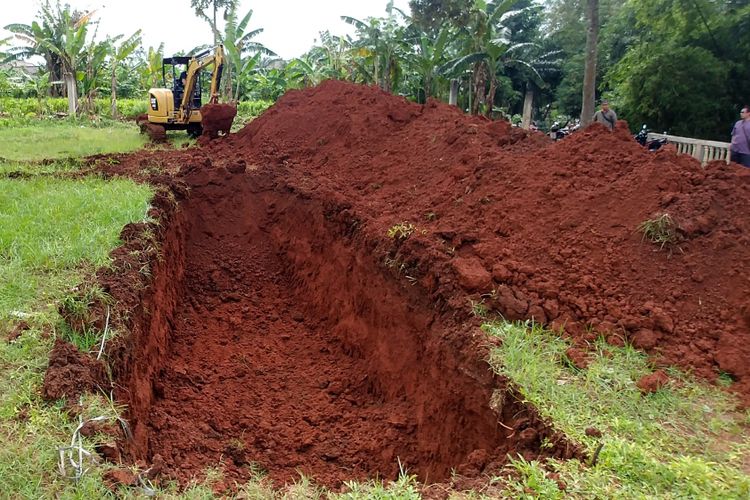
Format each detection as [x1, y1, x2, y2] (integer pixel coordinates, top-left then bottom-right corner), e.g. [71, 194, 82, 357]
[162, 56, 203, 109]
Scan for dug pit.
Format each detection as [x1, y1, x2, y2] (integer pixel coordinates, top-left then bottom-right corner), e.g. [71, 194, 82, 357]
[111, 166, 577, 487]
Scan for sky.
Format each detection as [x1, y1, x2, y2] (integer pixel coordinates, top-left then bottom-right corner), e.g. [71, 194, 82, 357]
[1, 0, 411, 60]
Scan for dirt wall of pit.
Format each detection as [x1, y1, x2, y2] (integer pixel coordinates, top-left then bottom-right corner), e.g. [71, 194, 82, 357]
[105, 166, 578, 486]
[107, 197, 191, 453]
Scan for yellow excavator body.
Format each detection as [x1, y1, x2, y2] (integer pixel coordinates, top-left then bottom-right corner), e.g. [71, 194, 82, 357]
[143, 45, 226, 138]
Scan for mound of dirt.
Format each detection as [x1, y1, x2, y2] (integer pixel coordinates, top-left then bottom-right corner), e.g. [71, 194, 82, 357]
[43, 340, 106, 404]
[209, 80, 749, 398]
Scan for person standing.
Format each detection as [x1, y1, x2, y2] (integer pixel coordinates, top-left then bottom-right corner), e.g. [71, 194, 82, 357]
[730, 105, 750, 167]
[593, 100, 617, 130]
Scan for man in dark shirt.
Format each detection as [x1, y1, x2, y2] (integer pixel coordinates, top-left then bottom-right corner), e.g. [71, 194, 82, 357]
[730, 105, 750, 167]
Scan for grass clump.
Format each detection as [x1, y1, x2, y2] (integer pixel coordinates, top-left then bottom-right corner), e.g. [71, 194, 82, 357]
[387, 222, 415, 240]
[638, 213, 678, 248]
[484, 321, 750, 499]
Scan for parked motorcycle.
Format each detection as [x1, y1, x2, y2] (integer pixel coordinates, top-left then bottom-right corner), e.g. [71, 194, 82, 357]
[548, 119, 579, 141]
[635, 124, 668, 151]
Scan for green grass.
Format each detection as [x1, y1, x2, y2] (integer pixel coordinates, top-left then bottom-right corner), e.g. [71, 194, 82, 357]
[0, 121, 147, 162]
[0, 177, 152, 318]
[0, 172, 153, 497]
[484, 321, 750, 499]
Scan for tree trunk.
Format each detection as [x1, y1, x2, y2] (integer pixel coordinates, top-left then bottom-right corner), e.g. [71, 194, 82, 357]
[580, 0, 599, 126]
[375, 55, 382, 89]
[64, 72, 77, 114]
[471, 62, 483, 115]
[213, 2, 218, 47]
[485, 75, 496, 118]
[111, 65, 118, 119]
[384, 56, 392, 92]
[522, 86, 534, 129]
[449, 79, 459, 106]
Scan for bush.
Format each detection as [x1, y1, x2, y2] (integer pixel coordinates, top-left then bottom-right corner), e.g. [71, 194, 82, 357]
[0, 97, 148, 119]
[237, 100, 274, 117]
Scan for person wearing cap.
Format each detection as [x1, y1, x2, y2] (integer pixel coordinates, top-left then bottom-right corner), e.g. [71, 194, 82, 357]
[730, 105, 750, 167]
[593, 100, 617, 130]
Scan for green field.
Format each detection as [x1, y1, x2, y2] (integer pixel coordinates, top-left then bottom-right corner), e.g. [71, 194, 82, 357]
[0, 121, 147, 162]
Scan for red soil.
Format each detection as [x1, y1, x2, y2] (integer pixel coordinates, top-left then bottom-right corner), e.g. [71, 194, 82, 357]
[106, 169, 575, 487]
[48, 80, 750, 489]
[200, 103, 237, 139]
[213, 81, 749, 397]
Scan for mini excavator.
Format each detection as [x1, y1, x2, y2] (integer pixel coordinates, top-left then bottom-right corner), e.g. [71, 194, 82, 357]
[140, 45, 236, 140]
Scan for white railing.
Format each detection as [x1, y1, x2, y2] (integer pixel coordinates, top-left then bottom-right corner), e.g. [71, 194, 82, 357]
[647, 133, 731, 165]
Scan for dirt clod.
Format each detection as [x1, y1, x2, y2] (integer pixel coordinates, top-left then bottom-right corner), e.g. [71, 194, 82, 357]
[637, 370, 670, 394]
[565, 347, 590, 370]
[7, 320, 30, 342]
[200, 103, 237, 139]
[42, 340, 105, 403]
[103, 468, 137, 490]
[585, 427, 603, 438]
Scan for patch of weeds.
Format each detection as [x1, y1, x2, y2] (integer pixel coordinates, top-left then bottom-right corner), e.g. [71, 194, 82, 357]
[383, 256, 407, 275]
[336, 465, 421, 499]
[470, 298, 488, 318]
[638, 213, 678, 249]
[59, 283, 112, 333]
[484, 320, 750, 498]
[717, 372, 735, 388]
[424, 211, 438, 221]
[387, 222, 416, 240]
[140, 164, 164, 176]
[58, 322, 101, 352]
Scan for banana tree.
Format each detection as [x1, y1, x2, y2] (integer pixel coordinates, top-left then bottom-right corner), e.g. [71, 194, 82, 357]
[222, 5, 275, 101]
[440, 0, 545, 116]
[35, 9, 93, 113]
[139, 44, 164, 91]
[3, 0, 76, 97]
[406, 24, 453, 101]
[109, 30, 141, 118]
[78, 25, 113, 115]
[342, 1, 410, 93]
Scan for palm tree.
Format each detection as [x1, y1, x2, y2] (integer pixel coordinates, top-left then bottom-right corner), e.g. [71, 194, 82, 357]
[342, 1, 410, 93]
[109, 31, 141, 118]
[440, 0, 552, 116]
[221, 5, 275, 101]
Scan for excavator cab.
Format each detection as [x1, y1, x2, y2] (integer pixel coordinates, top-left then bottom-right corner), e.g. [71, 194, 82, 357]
[163, 58, 202, 110]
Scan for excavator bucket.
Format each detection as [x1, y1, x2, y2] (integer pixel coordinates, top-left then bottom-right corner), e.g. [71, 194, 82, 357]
[200, 103, 237, 139]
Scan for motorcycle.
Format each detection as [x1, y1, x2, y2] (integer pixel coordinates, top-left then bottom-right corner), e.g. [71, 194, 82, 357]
[548, 120, 579, 141]
[635, 124, 668, 151]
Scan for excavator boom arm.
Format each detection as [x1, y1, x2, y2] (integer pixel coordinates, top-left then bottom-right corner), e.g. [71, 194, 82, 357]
[180, 45, 225, 121]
